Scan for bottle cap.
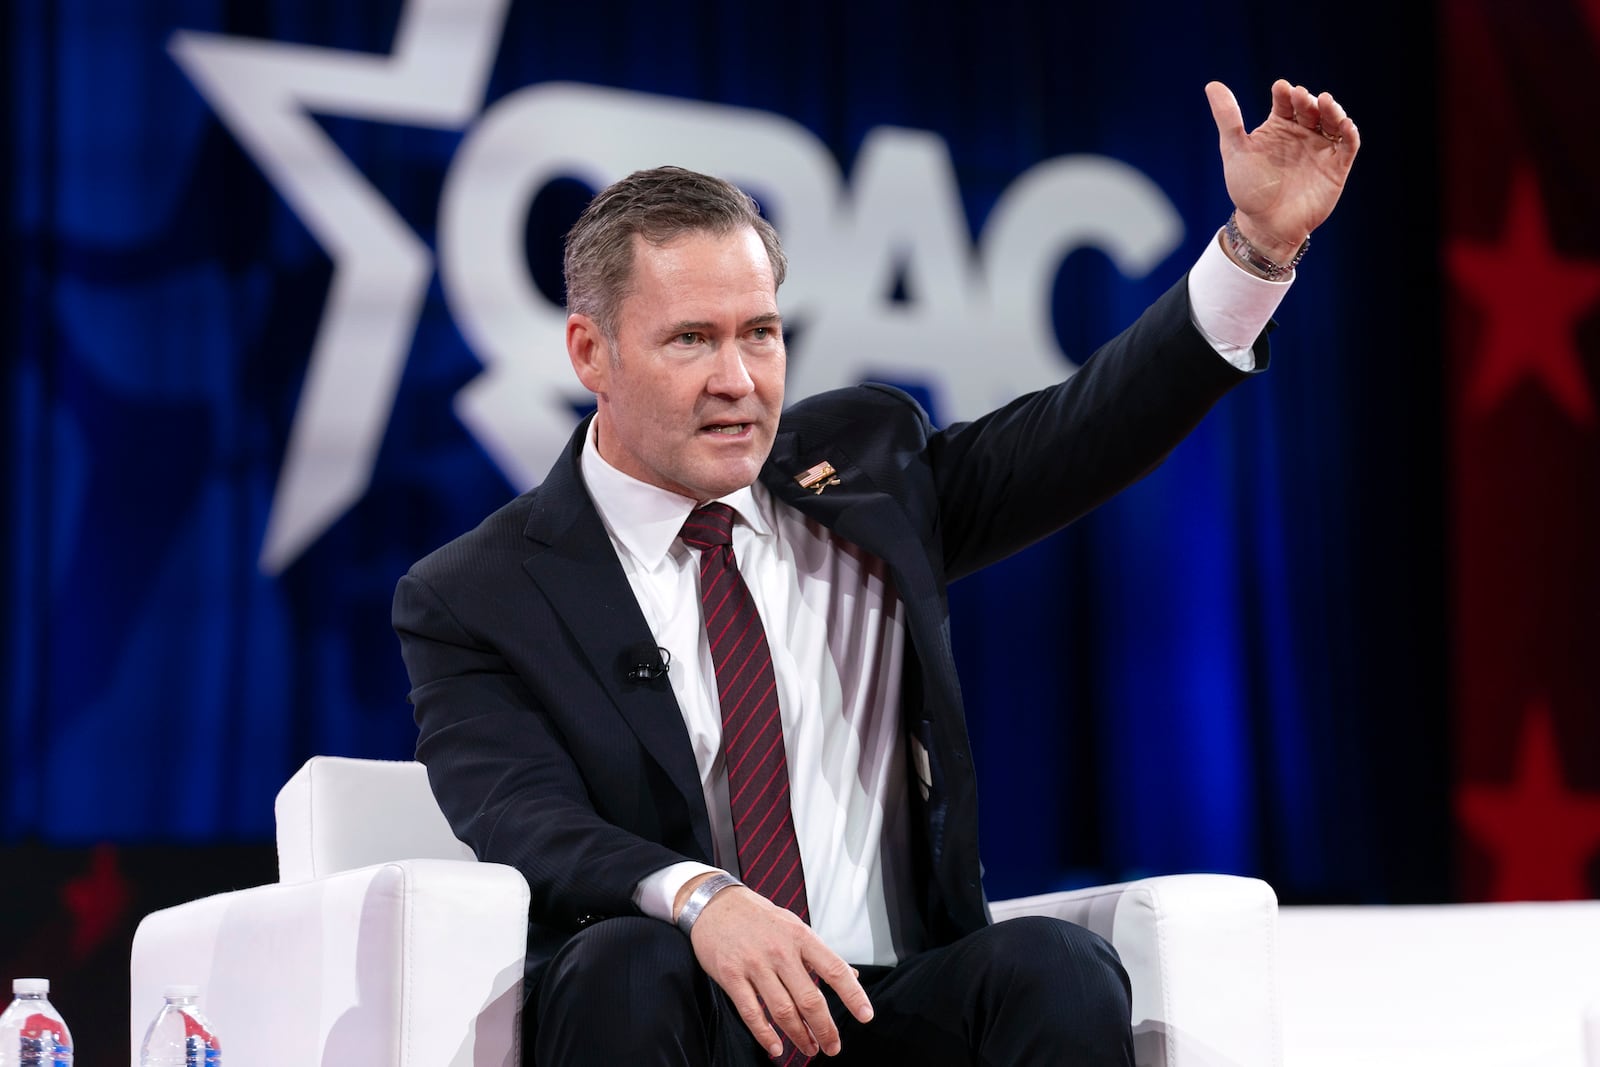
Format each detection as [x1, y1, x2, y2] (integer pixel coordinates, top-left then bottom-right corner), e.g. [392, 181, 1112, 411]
[12, 978, 48, 995]
[162, 984, 201, 1000]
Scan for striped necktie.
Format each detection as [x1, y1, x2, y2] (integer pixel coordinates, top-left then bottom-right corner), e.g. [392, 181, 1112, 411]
[679, 503, 810, 922]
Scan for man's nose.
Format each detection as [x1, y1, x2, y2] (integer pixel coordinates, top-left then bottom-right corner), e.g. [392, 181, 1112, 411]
[705, 343, 755, 397]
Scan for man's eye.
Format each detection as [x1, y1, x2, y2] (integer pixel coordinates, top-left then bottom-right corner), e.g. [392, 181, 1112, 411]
[677, 333, 700, 345]
[750, 327, 769, 340]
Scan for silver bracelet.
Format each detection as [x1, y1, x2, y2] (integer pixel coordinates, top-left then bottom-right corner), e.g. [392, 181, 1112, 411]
[1223, 209, 1308, 282]
[675, 873, 743, 935]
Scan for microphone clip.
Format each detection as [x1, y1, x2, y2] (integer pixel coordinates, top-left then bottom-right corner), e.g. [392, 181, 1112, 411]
[624, 645, 672, 683]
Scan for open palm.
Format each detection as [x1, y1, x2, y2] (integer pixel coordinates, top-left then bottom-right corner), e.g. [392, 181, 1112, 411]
[1207, 79, 1361, 262]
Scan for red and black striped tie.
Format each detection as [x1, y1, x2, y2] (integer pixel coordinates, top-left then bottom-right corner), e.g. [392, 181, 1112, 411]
[679, 504, 811, 926]
[681, 504, 812, 1065]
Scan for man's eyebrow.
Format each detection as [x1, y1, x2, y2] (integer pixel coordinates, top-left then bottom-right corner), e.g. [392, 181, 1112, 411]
[663, 319, 717, 335]
[661, 312, 783, 335]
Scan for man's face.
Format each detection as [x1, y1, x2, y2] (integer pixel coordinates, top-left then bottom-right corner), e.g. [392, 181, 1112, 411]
[568, 226, 786, 502]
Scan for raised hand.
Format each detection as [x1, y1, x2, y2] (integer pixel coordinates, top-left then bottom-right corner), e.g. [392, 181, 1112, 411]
[1206, 79, 1361, 264]
[687, 884, 873, 1058]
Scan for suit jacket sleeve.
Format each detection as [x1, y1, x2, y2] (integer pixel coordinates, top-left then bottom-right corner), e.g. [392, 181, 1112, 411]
[926, 272, 1266, 579]
[394, 561, 696, 932]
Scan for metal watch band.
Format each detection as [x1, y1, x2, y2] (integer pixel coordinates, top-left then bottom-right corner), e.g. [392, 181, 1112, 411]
[674, 873, 743, 935]
[1223, 209, 1309, 282]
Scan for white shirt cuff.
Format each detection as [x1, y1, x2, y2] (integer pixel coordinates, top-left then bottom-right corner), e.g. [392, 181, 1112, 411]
[633, 860, 727, 923]
[1187, 228, 1294, 372]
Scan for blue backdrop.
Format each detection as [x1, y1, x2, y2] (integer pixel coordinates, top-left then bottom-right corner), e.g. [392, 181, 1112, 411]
[3, 0, 1446, 907]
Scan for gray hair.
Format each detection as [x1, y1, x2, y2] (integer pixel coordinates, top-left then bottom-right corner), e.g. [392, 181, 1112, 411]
[563, 166, 788, 342]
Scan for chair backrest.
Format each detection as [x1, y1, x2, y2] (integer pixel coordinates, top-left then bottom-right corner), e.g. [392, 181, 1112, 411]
[274, 756, 475, 882]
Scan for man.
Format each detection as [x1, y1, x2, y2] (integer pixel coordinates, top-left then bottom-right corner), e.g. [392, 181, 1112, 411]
[394, 79, 1358, 1065]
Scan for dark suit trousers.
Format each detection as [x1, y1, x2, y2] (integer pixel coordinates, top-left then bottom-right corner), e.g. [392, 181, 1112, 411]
[528, 915, 1134, 1066]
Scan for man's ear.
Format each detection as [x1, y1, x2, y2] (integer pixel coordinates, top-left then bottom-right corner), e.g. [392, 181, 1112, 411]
[567, 313, 609, 396]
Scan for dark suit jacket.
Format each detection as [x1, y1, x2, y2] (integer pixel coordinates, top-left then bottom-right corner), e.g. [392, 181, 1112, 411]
[392, 274, 1266, 979]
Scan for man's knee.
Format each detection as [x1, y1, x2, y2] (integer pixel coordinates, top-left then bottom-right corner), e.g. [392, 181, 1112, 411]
[533, 917, 711, 1064]
[984, 915, 1130, 1003]
[976, 916, 1133, 1057]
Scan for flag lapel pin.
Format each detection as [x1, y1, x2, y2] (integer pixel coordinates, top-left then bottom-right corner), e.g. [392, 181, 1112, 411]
[795, 460, 841, 495]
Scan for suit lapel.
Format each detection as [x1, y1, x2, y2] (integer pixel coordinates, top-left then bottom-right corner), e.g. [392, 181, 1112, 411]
[764, 417, 966, 925]
[762, 428, 940, 608]
[521, 422, 714, 860]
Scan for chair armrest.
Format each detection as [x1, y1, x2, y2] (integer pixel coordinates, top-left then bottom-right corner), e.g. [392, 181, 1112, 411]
[130, 859, 529, 1067]
[276, 757, 474, 881]
[992, 874, 1280, 1067]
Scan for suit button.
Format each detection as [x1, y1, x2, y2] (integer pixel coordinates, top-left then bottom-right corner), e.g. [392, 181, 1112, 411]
[576, 913, 605, 929]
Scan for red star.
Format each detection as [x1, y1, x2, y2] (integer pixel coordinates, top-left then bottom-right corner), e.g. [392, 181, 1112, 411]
[1446, 169, 1600, 425]
[60, 843, 132, 960]
[1456, 701, 1600, 900]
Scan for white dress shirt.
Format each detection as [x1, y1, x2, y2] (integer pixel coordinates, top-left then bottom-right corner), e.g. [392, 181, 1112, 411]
[585, 433, 919, 964]
[586, 233, 1288, 965]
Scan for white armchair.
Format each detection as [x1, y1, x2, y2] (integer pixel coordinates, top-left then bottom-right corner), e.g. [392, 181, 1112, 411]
[130, 756, 1282, 1066]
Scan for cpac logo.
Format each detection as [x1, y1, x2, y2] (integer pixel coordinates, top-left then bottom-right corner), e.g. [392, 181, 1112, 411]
[170, 0, 1184, 574]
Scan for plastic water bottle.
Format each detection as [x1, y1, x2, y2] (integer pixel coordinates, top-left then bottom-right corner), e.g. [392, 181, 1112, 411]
[138, 986, 221, 1066]
[0, 978, 73, 1066]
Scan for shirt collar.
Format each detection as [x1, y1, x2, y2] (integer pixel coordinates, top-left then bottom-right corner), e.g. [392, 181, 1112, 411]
[579, 417, 773, 567]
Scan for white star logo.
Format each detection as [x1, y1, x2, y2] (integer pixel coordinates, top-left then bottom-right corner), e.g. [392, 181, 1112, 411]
[169, 0, 512, 574]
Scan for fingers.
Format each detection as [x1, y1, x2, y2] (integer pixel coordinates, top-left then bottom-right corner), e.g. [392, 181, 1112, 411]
[1316, 91, 1348, 132]
[1204, 80, 1246, 151]
[753, 945, 872, 1057]
[1269, 78, 1297, 121]
[812, 950, 875, 1026]
[1308, 90, 1347, 141]
[732, 948, 869, 1059]
[755, 961, 836, 1057]
[1293, 83, 1324, 133]
[725, 978, 788, 1059]
[723, 968, 828, 1059]
[1340, 116, 1361, 160]
[1318, 91, 1361, 162]
[1276, 82, 1358, 141]
[1263, 78, 1361, 163]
